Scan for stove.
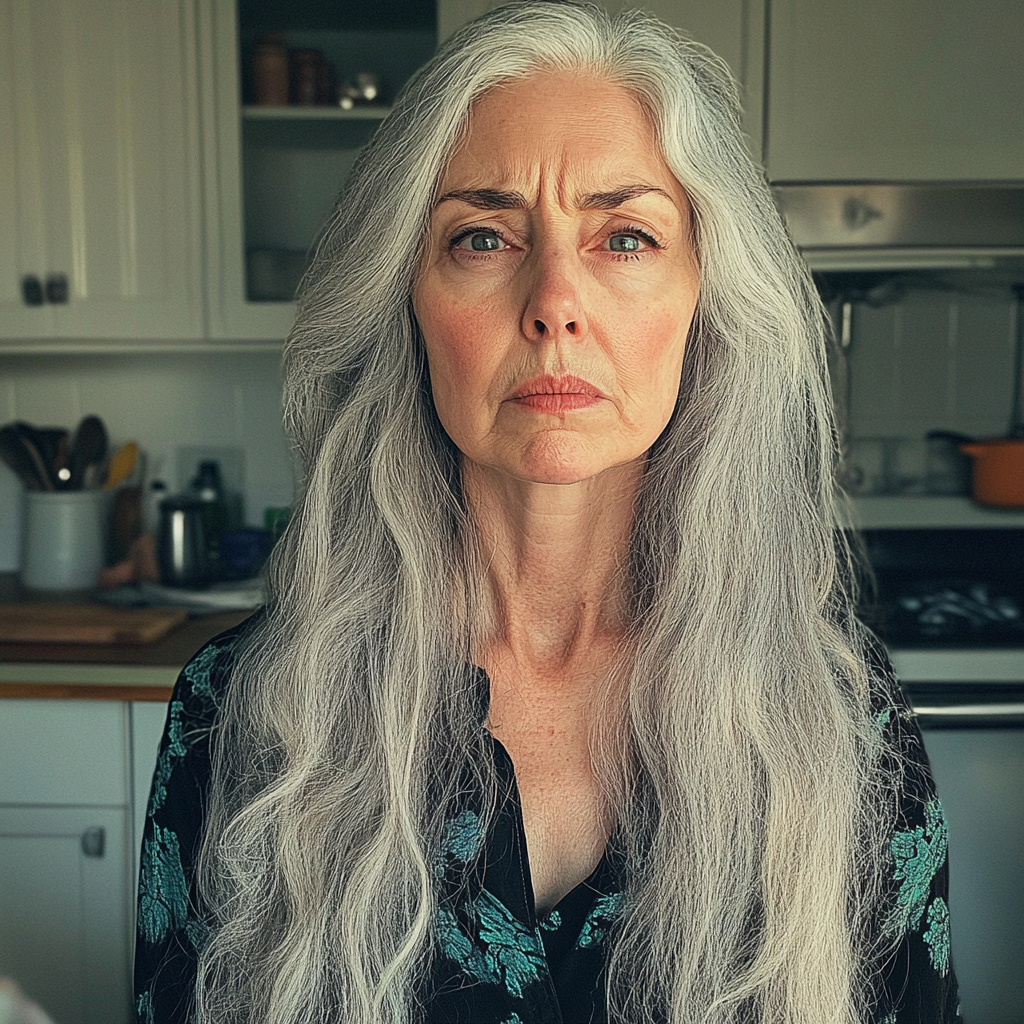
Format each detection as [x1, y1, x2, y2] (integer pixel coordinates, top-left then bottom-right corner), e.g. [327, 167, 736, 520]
[857, 528, 1024, 648]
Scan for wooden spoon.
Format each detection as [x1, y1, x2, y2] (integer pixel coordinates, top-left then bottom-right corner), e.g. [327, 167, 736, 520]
[103, 441, 139, 490]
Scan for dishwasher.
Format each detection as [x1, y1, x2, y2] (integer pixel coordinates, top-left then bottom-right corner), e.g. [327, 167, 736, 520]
[862, 528, 1024, 1024]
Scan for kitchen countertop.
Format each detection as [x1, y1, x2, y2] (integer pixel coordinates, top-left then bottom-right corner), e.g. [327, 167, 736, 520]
[0, 573, 252, 700]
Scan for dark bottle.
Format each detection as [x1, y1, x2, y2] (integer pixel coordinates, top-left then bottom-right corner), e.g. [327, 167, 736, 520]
[190, 460, 228, 568]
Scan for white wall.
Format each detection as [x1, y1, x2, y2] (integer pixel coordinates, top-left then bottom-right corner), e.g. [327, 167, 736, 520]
[0, 351, 296, 570]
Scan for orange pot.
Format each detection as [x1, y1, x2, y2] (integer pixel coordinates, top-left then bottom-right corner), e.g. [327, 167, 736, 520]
[959, 439, 1024, 507]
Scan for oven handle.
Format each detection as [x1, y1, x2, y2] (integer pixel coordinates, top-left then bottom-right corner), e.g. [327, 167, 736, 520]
[911, 701, 1024, 724]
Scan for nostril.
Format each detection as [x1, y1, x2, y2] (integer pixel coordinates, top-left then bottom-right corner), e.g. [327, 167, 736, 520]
[566, 321, 576, 335]
[534, 319, 546, 334]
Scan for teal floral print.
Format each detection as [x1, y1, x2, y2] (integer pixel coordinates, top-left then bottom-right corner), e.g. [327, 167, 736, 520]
[436, 889, 547, 998]
[889, 798, 948, 935]
[147, 700, 187, 817]
[138, 824, 189, 944]
[539, 909, 561, 931]
[575, 891, 626, 949]
[924, 897, 951, 976]
[474, 890, 547, 997]
[135, 990, 154, 1024]
[439, 809, 484, 864]
[182, 642, 223, 705]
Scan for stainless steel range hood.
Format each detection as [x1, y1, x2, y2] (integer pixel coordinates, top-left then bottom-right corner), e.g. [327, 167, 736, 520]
[772, 183, 1024, 271]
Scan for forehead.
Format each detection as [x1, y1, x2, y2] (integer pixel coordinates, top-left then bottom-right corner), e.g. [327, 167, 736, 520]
[437, 71, 681, 200]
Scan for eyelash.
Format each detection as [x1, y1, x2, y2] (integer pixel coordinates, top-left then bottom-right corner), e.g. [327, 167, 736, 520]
[445, 223, 665, 257]
[447, 225, 510, 254]
[611, 223, 664, 259]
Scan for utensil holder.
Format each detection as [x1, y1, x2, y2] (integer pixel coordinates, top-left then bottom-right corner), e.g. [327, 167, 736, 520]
[21, 490, 107, 591]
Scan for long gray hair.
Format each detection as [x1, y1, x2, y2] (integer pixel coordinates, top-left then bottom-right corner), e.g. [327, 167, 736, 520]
[195, 4, 906, 1022]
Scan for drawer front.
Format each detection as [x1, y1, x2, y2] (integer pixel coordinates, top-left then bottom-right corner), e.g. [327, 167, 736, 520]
[0, 699, 128, 805]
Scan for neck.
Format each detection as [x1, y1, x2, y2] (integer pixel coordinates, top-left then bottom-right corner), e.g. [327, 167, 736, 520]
[464, 458, 641, 687]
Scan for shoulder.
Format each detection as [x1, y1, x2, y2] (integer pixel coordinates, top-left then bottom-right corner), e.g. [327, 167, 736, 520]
[148, 612, 261, 787]
[169, 612, 260, 724]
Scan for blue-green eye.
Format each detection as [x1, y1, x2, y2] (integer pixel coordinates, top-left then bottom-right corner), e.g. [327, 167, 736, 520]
[452, 230, 505, 252]
[608, 234, 642, 252]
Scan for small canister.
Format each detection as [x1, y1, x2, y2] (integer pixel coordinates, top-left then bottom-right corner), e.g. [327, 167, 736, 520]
[253, 34, 289, 106]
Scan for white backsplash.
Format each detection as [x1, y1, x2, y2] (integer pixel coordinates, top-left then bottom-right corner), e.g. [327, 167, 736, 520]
[846, 286, 1015, 440]
[0, 351, 297, 571]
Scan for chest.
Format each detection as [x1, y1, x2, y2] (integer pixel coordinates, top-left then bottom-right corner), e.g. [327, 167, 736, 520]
[487, 712, 611, 915]
[518, 763, 610, 915]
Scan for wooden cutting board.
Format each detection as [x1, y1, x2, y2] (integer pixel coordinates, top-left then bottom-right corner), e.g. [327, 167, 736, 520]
[0, 604, 188, 645]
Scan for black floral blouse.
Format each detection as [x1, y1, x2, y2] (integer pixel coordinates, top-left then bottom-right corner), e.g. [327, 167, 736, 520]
[134, 620, 962, 1023]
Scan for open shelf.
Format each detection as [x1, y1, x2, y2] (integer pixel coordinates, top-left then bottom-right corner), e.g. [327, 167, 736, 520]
[242, 104, 391, 120]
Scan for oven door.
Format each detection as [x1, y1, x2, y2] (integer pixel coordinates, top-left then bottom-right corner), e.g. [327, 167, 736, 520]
[903, 682, 1024, 1024]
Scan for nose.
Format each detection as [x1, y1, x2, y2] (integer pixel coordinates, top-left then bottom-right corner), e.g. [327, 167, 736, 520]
[521, 244, 589, 343]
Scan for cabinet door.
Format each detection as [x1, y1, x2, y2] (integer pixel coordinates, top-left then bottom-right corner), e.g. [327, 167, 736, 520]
[199, 0, 300, 342]
[0, 806, 133, 1024]
[0, 699, 128, 806]
[0, 0, 205, 342]
[0, 1, 56, 337]
[766, 0, 1024, 181]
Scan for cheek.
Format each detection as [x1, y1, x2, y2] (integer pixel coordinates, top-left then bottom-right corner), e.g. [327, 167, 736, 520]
[415, 290, 500, 435]
[620, 300, 693, 425]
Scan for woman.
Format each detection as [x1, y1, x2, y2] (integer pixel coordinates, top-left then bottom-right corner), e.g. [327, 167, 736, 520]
[135, 4, 961, 1022]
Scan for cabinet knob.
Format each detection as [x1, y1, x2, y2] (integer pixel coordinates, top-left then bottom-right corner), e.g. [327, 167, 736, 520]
[21, 275, 44, 306]
[45, 274, 69, 304]
[81, 826, 106, 858]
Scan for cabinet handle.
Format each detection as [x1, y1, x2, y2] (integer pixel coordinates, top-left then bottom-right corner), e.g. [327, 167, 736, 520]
[81, 826, 106, 858]
[21, 275, 44, 306]
[45, 274, 69, 304]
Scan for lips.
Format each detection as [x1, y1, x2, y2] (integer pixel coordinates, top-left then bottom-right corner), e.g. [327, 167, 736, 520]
[507, 374, 604, 413]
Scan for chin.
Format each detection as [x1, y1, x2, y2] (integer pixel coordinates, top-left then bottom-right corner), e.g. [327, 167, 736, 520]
[514, 433, 625, 486]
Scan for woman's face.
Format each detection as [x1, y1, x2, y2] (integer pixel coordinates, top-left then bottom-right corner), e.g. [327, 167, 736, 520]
[413, 71, 700, 486]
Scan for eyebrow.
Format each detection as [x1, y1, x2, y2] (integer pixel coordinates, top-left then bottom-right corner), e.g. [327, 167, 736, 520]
[433, 183, 673, 211]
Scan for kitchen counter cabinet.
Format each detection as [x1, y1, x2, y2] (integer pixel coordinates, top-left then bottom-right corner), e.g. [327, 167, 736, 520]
[0, 0, 205, 344]
[0, 805, 133, 1024]
[0, 701, 133, 1024]
[0, 608, 248, 1022]
[766, 0, 1024, 181]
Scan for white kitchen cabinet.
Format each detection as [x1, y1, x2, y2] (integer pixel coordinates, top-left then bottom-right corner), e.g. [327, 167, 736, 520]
[0, 699, 134, 1024]
[766, 0, 1024, 182]
[0, 0, 205, 343]
[0, 806, 132, 1024]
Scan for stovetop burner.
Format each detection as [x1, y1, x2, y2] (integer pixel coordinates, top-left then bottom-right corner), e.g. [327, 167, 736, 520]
[855, 528, 1024, 648]
[862, 578, 1024, 647]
